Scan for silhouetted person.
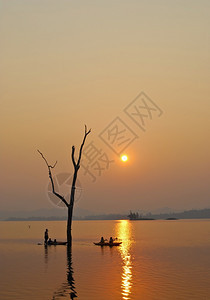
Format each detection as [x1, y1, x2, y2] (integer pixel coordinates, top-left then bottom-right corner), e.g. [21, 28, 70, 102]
[44, 229, 49, 245]
[100, 237, 105, 243]
[109, 237, 114, 244]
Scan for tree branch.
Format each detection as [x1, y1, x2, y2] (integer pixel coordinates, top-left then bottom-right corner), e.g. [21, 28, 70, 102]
[77, 125, 91, 167]
[71, 146, 76, 169]
[37, 150, 69, 207]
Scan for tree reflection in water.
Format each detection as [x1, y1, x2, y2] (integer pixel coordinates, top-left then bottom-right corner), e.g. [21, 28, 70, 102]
[50, 245, 77, 299]
[116, 220, 133, 300]
[44, 244, 48, 265]
[66, 245, 77, 299]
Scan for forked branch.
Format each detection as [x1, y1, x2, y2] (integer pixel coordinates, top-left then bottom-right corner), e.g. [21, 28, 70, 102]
[71, 125, 91, 169]
[37, 150, 69, 207]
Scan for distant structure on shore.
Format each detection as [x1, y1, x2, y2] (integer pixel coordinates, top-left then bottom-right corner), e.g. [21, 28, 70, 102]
[128, 211, 155, 220]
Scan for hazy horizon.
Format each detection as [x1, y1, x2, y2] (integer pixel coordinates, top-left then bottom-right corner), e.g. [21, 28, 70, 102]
[1, 0, 210, 214]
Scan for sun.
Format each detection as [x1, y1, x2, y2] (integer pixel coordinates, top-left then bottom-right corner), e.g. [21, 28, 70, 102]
[121, 155, 128, 162]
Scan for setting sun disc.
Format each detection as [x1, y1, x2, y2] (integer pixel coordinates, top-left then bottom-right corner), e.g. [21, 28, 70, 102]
[121, 155, 128, 162]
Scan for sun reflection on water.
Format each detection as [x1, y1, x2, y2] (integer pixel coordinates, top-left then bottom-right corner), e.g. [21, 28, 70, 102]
[116, 220, 133, 300]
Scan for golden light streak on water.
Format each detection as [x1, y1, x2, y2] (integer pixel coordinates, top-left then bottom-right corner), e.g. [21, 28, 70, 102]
[116, 220, 133, 300]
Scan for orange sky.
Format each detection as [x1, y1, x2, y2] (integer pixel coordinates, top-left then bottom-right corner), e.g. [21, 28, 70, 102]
[1, 1, 210, 213]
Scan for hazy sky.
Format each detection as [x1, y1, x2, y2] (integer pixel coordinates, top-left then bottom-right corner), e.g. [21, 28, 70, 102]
[1, 0, 210, 214]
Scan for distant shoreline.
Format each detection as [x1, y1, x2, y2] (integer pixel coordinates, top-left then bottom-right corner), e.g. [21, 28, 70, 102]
[3, 208, 210, 221]
[2, 218, 210, 221]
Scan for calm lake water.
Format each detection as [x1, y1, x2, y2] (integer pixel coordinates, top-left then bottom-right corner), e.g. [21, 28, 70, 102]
[0, 219, 210, 299]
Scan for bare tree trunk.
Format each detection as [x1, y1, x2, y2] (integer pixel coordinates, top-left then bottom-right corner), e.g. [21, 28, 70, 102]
[67, 206, 73, 246]
[67, 170, 78, 245]
[38, 125, 91, 246]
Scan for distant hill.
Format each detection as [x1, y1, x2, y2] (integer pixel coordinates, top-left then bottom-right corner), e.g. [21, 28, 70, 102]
[2, 208, 210, 221]
[83, 209, 210, 220]
[150, 208, 210, 220]
[5, 216, 68, 221]
[0, 207, 92, 221]
[81, 214, 127, 220]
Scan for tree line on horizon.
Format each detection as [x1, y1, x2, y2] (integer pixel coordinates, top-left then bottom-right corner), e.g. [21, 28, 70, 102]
[4, 208, 210, 221]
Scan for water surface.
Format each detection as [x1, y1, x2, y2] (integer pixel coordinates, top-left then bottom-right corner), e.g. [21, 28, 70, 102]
[0, 219, 210, 299]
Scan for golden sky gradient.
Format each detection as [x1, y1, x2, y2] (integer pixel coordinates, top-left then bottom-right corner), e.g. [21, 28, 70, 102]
[1, 1, 210, 213]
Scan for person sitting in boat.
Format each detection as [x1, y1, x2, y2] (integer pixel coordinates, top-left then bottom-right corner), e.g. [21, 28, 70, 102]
[44, 229, 49, 245]
[48, 238, 52, 245]
[100, 237, 105, 244]
[109, 237, 114, 244]
[53, 239, 57, 244]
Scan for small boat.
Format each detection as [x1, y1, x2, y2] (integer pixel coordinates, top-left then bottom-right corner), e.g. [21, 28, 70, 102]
[47, 241, 67, 246]
[94, 242, 122, 247]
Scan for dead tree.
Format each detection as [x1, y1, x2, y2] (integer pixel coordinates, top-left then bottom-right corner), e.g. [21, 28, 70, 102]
[38, 125, 91, 246]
